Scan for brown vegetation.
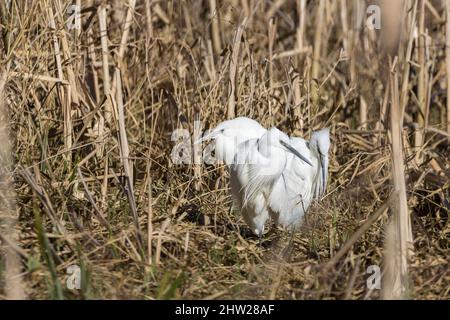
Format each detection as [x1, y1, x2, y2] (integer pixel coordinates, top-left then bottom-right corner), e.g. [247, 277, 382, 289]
[0, 0, 448, 299]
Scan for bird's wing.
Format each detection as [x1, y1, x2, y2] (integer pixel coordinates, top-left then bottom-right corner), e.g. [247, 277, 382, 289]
[289, 137, 317, 177]
[234, 137, 280, 208]
[230, 139, 271, 236]
[231, 139, 272, 203]
[230, 139, 258, 209]
[267, 158, 311, 228]
[267, 138, 317, 228]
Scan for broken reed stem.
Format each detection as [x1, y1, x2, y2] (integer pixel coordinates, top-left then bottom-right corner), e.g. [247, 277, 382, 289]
[47, 6, 64, 82]
[9, 72, 68, 85]
[145, 0, 153, 38]
[77, 167, 110, 229]
[48, 5, 72, 162]
[296, 0, 307, 65]
[359, 97, 367, 129]
[156, 218, 170, 265]
[147, 173, 153, 264]
[377, 0, 403, 141]
[340, 0, 349, 53]
[75, 0, 81, 38]
[415, 0, 427, 164]
[446, 0, 450, 142]
[311, 0, 325, 80]
[383, 65, 414, 299]
[241, 0, 250, 18]
[97, 2, 113, 160]
[113, 69, 144, 256]
[344, 257, 361, 300]
[98, 4, 111, 98]
[87, 28, 101, 100]
[54, 0, 79, 107]
[19, 165, 74, 246]
[55, 0, 83, 173]
[227, 17, 247, 119]
[400, 0, 418, 128]
[110, 0, 136, 97]
[207, 39, 217, 82]
[118, 0, 136, 65]
[268, 17, 277, 91]
[0, 70, 25, 300]
[350, 0, 366, 129]
[209, 0, 222, 55]
[268, 16, 277, 123]
[266, 0, 286, 20]
[381, 218, 397, 299]
[292, 69, 303, 134]
[350, 0, 362, 83]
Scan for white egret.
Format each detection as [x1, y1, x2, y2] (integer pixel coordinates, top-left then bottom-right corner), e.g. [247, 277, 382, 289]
[197, 117, 267, 165]
[230, 127, 313, 236]
[199, 117, 329, 236]
[267, 128, 330, 230]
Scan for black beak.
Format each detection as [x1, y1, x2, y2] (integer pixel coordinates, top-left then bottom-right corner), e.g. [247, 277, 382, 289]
[280, 140, 313, 166]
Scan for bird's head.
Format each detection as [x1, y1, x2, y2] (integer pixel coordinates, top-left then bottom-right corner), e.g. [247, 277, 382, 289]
[310, 128, 330, 197]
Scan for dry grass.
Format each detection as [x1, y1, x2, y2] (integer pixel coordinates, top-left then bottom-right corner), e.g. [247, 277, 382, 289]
[0, 0, 448, 299]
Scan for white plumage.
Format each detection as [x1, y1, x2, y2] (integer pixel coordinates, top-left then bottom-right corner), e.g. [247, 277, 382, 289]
[267, 131, 330, 229]
[197, 117, 266, 165]
[231, 127, 294, 235]
[199, 117, 330, 236]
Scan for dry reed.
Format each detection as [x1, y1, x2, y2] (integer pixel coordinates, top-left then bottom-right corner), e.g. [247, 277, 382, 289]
[0, 0, 448, 300]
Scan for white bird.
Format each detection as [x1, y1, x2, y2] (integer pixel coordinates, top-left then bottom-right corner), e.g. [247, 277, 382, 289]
[266, 129, 330, 230]
[197, 117, 267, 165]
[199, 117, 329, 236]
[230, 127, 313, 236]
